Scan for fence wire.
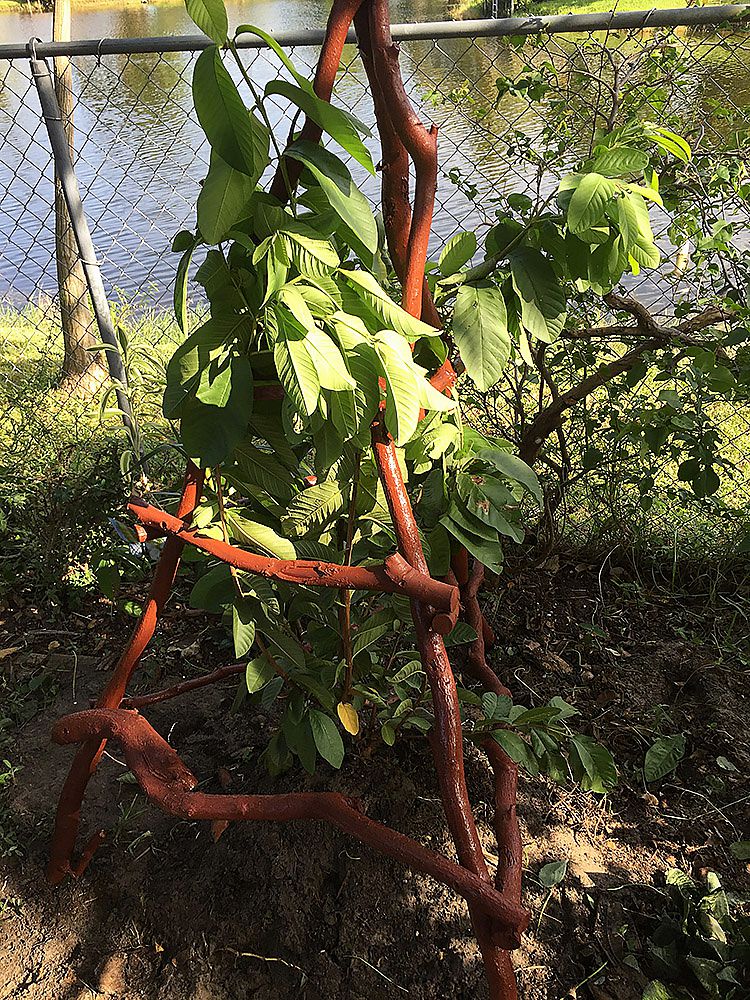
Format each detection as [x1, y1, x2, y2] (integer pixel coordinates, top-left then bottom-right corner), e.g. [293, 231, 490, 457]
[1, 10, 749, 566]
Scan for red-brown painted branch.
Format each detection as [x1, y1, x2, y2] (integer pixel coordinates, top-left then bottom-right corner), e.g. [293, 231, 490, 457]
[452, 553, 522, 998]
[122, 662, 246, 710]
[366, 0, 438, 318]
[270, 0, 365, 201]
[47, 463, 205, 885]
[129, 499, 459, 627]
[359, 0, 524, 986]
[457, 557, 512, 700]
[372, 425, 521, 976]
[353, 4, 442, 329]
[52, 708, 529, 947]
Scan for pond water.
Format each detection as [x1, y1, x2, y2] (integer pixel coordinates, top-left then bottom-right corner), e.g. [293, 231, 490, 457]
[0, 4, 749, 313]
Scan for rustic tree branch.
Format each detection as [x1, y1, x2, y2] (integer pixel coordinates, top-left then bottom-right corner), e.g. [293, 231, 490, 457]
[48, 462, 205, 884]
[129, 499, 459, 628]
[519, 296, 732, 466]
[52, 708, 529, 946]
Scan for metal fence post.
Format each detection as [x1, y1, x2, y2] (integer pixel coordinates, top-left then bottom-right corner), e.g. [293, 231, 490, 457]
[28, 46, 138, 447]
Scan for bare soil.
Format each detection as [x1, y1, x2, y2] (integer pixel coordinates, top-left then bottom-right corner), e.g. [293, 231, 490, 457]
[1, 553, 748, 1000]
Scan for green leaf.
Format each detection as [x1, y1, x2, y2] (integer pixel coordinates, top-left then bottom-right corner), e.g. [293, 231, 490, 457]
[265, 80, 374, 174]
[309, 709, 345, 768]
[373, 330, 421, 446]
[197, 153, 258, 244]
[452, 282, 511, 391]
[644, 734, 685, 782]
[189, 564, 235, 612]
[261, 624, 305, 670]
[261, 675, 284, 708]
[185, 0, 227, 43]
[381, 722, 396, 746]
[730, 841, 750, 860]
[416, 376, 457, 415]
[665, 866, 697, 896]
[180, 356, 252, 467]
[391, 661, 424, 685]
[285, 141, 378, 253]
[232, 600, 256, 658]
[339, 270, 437, 341]
[353, 612, 394, 655]
[509, 247, 567, 343]
[328, 320, 381, 440]
[274, 314, 321, 417]
[567, 173, 616, 232]
[174, 234, 198, 333]
[441, 515, 503, 575]
[95, 562, 120, 601]
[615, 193, 651, 253]
[481, 692, 512, 720]
[283, 711, 317, 773]
[461, 482, 524, 543]
[647, 126, 691, 163]
[278, 291, 355, 392]
[642, 981, 684, 1000]
[629, 239, 661, 270]
[570, 735, 617, 793]
[549, 696, 578, 720]
[620, 181, 663, 207]
[439, 231, 477, 276]
[539, 860, 568, 887]
[233, 440, 294, 502]
[163, 315, 248, 419]
[446, 499, 496, 542]
[491, 730, 538, 775]
[477, 449, 542, 502]
[226, 511, 296, 559]
[234, 23, 311, 89]
[283, 478, 348, 536]
[245, 654, 275, 693]
[193, 46, 269, 176]
[591, 145, 649, 177]
[278, 222, 340, 277]
[443, 621, 478, 646]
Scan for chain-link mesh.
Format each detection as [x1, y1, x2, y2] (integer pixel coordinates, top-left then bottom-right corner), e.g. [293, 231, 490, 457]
[1, 14, 749, 562]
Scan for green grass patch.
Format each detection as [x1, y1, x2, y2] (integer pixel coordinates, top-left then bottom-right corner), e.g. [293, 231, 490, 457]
[0, 298, 182, 598]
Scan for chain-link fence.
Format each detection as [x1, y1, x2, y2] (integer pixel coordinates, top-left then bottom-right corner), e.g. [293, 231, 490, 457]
[1, 7, 749, 571]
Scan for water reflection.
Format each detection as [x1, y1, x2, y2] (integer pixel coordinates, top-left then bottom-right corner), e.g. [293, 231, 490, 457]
[1, 4, 749, 311]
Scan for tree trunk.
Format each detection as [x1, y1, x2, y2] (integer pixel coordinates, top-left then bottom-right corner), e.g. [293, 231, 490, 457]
[53, 0, 101, 388]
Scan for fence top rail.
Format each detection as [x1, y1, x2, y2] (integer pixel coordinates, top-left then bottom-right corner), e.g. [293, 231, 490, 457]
[1, 5, 748, 61]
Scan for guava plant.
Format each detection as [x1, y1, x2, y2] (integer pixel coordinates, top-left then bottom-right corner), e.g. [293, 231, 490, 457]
[42, 2, 698, 998]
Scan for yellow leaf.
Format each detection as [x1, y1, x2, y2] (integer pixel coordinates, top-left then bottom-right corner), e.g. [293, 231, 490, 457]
[0, 647, 20, 660]
[337, 702, 360, 736]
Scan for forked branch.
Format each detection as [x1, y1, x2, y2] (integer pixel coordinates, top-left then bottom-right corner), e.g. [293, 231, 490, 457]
[52, 708, 529, 947]
[129, 498, 459, 631]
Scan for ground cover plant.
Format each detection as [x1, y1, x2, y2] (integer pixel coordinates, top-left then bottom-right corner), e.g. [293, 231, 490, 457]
[42, 2, 748, 998]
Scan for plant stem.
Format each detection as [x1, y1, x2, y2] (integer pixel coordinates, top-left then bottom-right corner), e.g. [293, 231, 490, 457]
[228, 40, 297, 215]
[340, 451, 361, 702]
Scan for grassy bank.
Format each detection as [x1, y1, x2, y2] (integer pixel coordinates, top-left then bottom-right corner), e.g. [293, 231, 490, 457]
[449, 0, 724, 21]
[0, 0, 181, 13]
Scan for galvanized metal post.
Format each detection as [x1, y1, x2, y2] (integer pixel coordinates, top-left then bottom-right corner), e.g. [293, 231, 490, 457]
[28, 49, 138, 444]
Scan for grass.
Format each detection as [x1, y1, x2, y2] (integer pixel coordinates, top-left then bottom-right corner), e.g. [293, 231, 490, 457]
[0, 0, 181, 12]
[519, 0, 697, 16]
[0, 297, 180, 598]
[449, 0, 738, 19]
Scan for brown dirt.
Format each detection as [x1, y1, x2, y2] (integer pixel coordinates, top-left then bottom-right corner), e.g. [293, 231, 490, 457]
[0, 553, 748, 1000]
